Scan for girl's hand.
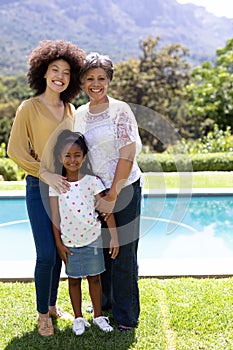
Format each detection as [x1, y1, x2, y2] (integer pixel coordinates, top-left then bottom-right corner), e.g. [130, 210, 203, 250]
[109, 238, 119, 259]
[57, 244, 73, 264]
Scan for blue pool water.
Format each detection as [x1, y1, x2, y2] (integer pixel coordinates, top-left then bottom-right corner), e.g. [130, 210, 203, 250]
[139, 195, 233, 261]
[1, 195, 233, 269]
[0, 199, 34, 260]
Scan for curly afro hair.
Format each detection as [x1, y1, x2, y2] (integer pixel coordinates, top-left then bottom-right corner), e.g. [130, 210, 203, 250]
[27, 40, 86, 103]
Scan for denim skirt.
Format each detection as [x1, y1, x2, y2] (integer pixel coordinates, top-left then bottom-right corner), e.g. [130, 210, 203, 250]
[65, 236, 105, 278]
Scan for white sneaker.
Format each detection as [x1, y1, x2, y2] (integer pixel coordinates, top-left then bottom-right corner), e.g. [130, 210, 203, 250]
[72, 317, 90, 336]
[93, 316, 113, 332]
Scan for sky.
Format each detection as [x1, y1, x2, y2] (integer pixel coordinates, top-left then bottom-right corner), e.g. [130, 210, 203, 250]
[176, 0, 233, 18]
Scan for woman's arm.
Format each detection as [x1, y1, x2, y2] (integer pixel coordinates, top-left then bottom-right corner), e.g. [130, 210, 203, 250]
[7, 103, 41, 176]
[108, 141, 136, 200]
[96, 193, 119, 259]
[95, 142, 136, 214]
[105, 213, 119, 259]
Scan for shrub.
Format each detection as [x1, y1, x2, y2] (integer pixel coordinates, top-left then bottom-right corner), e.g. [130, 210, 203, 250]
[137, 152, 233, 172]
[0, 158, 25, 180]
[0, 143, 6, 158]
[166, 125, 233, 155]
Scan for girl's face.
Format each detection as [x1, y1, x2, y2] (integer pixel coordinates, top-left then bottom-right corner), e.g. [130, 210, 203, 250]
[44, 59, 71, 94]
[60, 142, 85, 175]
[82, 68, 109, 105]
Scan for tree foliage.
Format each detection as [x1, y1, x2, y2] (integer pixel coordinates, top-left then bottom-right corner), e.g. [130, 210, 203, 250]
[186, 38, 233, 138]
[0, 75, 33, 146]
[109, 36, 191, 150]
[166, 124, 233, 155]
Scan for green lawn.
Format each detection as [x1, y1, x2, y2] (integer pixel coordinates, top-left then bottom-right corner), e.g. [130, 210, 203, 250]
[0, 180, 26, 190]
[1, 278, 233, 349]
[143, 171, 233, 189]
[1, 171, 233, 191]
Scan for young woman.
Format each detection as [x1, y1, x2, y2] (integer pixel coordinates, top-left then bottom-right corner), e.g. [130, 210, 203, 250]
[74, 52, 142, 332]
[7, 40, 85, 336]
[49, 130, 119, 335]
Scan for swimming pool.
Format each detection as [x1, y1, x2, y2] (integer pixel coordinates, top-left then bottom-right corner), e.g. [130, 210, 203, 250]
[1, 193, 233, 277]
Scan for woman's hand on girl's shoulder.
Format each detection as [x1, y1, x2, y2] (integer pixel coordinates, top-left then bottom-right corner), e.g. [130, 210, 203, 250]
[41, 171, 70, 193]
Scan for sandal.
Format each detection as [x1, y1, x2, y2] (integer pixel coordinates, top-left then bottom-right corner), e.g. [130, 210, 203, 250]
[118, 325, 134, 332]
[49, 306, 74, 320]
[38, 317, 54, 336]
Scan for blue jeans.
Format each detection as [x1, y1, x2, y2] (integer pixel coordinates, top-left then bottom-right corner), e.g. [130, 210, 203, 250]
[101, 178, 141, 327]
[26, 175, 62, 314]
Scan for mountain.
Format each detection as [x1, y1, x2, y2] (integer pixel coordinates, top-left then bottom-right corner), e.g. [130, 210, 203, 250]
[0, 0, 233, 76]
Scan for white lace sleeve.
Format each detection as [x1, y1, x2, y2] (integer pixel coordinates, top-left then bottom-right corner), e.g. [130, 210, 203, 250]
[113, 102, 141, 150]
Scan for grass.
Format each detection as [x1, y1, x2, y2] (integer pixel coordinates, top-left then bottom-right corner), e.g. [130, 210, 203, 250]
[1, 171, 233, 191]
[143, 171, 233, 189]
[1, 278, 233, 349]
[0, 180, 26, 190]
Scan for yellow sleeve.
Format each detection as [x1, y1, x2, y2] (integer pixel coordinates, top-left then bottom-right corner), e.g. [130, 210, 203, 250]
[7, 100, 40, 178]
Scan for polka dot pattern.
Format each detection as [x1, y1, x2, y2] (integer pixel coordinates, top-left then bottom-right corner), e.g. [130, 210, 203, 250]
[50, 175, 105, 247]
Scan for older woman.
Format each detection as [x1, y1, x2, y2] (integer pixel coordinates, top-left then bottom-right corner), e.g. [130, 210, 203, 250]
[74, 52, 142, 331]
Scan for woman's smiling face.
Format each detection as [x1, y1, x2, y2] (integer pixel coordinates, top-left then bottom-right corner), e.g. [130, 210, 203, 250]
[44, 59, 71, 94]
[82, 68, 109, 105]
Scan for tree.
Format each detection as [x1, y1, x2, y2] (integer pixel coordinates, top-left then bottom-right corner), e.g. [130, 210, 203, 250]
[0, 75, 32, 102]
[109, 36, 191, 150]
[0, 100, 20, 145]
[0, 75, 33, 147]
[138, 36, 190, 117]
[109, 58, 140, 103]
[186, 38, 233, 138]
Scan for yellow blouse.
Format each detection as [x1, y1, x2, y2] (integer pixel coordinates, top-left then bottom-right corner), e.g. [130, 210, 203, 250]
[7, 96, 74, 179]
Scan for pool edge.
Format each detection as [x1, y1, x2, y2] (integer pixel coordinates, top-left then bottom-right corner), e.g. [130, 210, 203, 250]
[1, 188, 233, 198]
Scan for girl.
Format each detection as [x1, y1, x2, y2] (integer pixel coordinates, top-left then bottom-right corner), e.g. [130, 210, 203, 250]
[7, 40, 85, 336]
[49, 129, 119, 335]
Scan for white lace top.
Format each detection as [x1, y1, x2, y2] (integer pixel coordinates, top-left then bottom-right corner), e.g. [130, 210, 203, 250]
[74, 97, 142, 188]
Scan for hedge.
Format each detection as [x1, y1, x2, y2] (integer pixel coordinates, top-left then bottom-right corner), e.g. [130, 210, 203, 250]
[137, 152, 233, 172]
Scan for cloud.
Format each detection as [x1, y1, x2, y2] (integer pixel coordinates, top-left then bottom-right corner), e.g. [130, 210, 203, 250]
[176, 0, 233, 18]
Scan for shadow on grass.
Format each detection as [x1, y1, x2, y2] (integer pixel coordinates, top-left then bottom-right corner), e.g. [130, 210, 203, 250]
[4, 322, 136, 350]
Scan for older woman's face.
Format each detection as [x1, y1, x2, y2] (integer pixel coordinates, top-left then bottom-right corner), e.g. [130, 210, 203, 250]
[82, 68, 109, 104]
